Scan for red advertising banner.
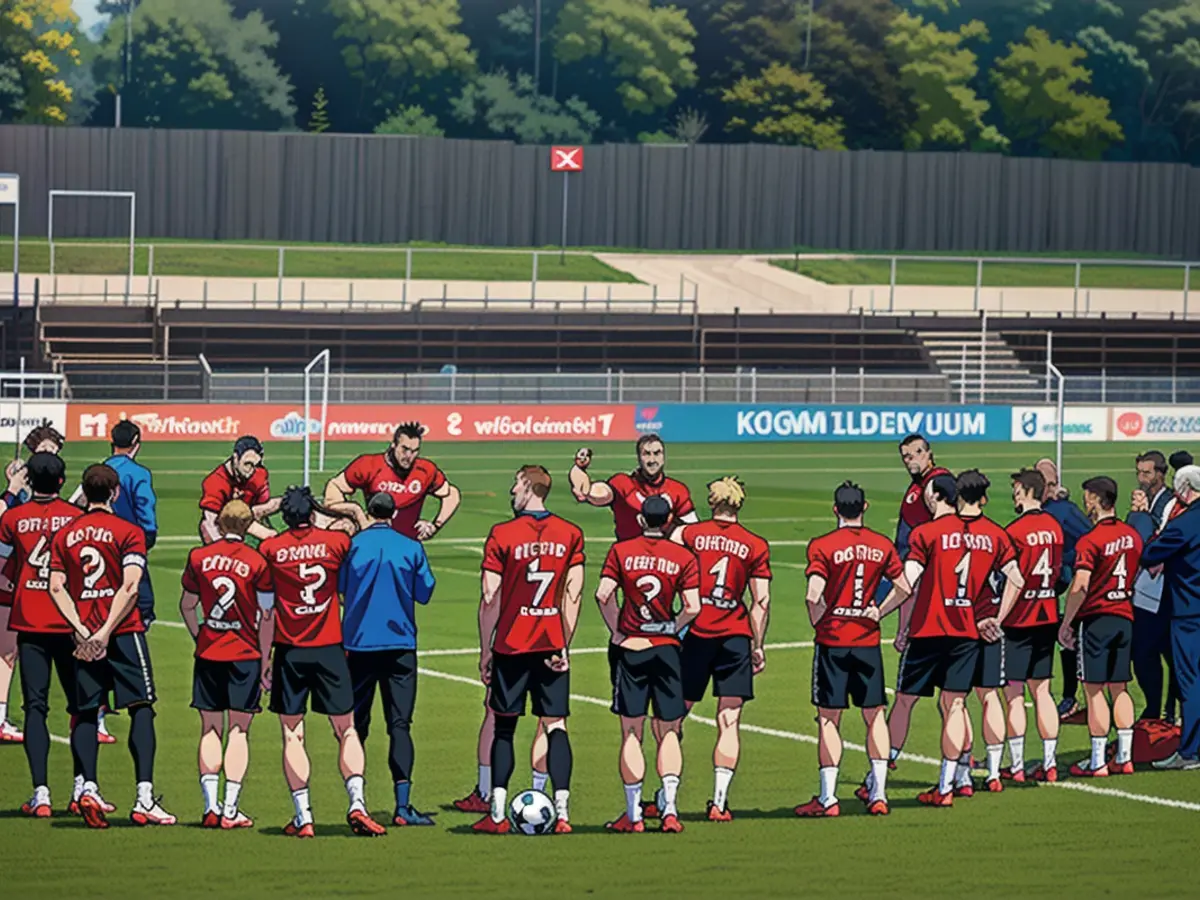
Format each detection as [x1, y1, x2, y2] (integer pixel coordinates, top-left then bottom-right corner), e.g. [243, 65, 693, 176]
[67, 404, 639, 443]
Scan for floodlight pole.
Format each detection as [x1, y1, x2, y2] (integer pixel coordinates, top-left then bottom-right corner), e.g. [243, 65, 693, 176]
[303, 349, 330, 486]
[13, 357, 24, 458]
[1049, 362, 1064, 480]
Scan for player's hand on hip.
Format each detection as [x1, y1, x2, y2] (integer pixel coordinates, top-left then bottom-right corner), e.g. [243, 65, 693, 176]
[977, 617, 1001, 642]
[545, 652, 569, 673]
[414, 520, 438, 541]
[261, 667, 273, 694]
[751, 646, 766, 675]
[893, 632, 908, 654]
[1058, 622, 1076, 650]
[863, 606, 881, 623]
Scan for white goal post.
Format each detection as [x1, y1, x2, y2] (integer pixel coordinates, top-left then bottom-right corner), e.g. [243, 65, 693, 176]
[1048, 362, 1064, 481]
[303, 349, 330, 487]
[47, 189, 136, 299]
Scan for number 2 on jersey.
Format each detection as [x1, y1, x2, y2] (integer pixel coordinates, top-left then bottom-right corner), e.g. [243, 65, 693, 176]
[208, 575, 237, 622]
[635, 574, 662, 621]
[298, 562, 327, 604]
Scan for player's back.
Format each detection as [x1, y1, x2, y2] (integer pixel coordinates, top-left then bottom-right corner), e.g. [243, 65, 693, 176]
[260, 524, 350, 648]
[483, 512, 585, 655]
[1005, 510, 1064, 628]
[0, 498, 81, 632]
[608, 472, 694, 541]
[1076, 516, 1142, 620]
[184, 537, 271, 661]
[51, 509, 147, 635]
[806, 525, 902, 646]
[603, 534, 700, 645]
[682, 518, 770, 639]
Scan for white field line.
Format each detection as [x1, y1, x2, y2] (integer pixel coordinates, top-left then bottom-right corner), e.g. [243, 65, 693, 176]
[151, 534, 812, 547]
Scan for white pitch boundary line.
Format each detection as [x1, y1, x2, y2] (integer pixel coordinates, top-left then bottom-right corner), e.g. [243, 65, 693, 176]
[151, 535, 812, 547]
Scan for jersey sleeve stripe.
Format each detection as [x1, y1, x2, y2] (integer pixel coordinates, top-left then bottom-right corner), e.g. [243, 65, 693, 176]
[122, 552, 147, 569]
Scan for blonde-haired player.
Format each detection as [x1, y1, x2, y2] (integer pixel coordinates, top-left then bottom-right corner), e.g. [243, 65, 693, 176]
[664, 475, 771, 821]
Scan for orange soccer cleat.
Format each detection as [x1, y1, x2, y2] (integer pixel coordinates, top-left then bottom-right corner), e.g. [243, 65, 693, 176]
[201, 811, 221, 829]
[553, 819, 572, 835]
[660, 814, 684, 833]
[21, 800, 51, 818]
[471, 815, 511, 834]
[0, 721, 24, 743]
[78, 794, 110, 829]
[854, 784, 871, 805]
[221, 811, 254, 830]
[605, 812, 645, 833]
[283, 820, 315, 838]
[917, 788, 953, 808]
[347, 809, 387, 837]
[706, 802, 733, 822]
[641, 801, 661, 819]
[1032, 765, 1058, 783]
[453, 789, 489, 814]
[953, 782, 975, 798]
[1110, 760, 1135, 775]
[794, 797, 839, 818]
[867, 799, 890, 816]
[69, 795, 116, 817]
[1000, 768, 1026, 784]
[985, 778, 1004, 794]
[1069, 762, 1108, 778]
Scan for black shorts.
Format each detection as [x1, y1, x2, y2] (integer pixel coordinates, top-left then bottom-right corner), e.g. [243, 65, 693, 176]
[1005, 624, 1057, 682]
[76, 631, 156, 711]
[489, 651, 569, 718]
[192, 658, 262, 713]
[1078, 615, 1133, 685]
[611, 644, 686, 722]
[896, 636, 978, 696]
[974, 636, 1006, 689]
[270, 644, 353, 717]
[812, 644, 886, 709]
[16, 632, 78, 716]
[682, 633, 754, 702]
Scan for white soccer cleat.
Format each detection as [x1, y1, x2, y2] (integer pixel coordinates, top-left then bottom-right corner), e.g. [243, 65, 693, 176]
[130, 799, 177, 826]
[0, 720, 25, 743]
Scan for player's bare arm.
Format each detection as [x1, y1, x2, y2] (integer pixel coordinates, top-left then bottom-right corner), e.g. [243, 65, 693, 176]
[324, 471, 354, 506]
[880, 562, 922, 619]
[806, 573, 828, 625]
[749, 576, 770, 673]
[252, 496, 282, 520]
[257, 606, 275, 685]
[669, 523, 689, 546]
[876, 572, 913, 620]
[545, 563, 585, 674]
[247, 519, 278, 542]
[478, 569, 503, 685]
[569, 448, 615, 506]
[179, 589, 201, 639]
[595, 576, 623, 642]
[674, 586, 702, 634]
[199, 509, 223, 544]
[417, 480, 461, 541]
[979, 560, 1026, 641]
[48, 570, 90, 646]
[1058, 569, 1092, 650]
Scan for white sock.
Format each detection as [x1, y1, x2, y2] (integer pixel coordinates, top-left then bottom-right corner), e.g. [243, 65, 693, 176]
[222, 781, 242, 819]
[1090, 736, 1106, 771]
[97, 710, 110, 737]
[291, 788, 313, 826]
[531, 769, 548, 793]
[624, 782, 643, 823]
[889, 746, 901, 762]
[1115, 728, 1134, 764]
[33, 784, 50, 804]
[478, 764, 491, 801]
[818, 766, 838, 808]
[939, 758, 957, 795]
[0, 700, 7, 722]
[869, 758, 888, 803]
[554, 789, 569, 823]
[986, 744, 1003, 781]
[82, 780, 99, 800]
[490, 785, 508, 824]
[1043, 737, 1058, 770]
[713, 766, 734, 811]
[661, 774, 680, 817]
[345, 774, 366, 814]
[73, 774, 85, 803]
[955, 751, 973, 788]
[136, 781, 153, 809]
[1008, 736, 1026, 773]
[200, 774, 220, 813]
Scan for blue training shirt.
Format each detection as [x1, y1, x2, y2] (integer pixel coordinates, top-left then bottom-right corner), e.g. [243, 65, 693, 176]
[340, 522, 436, 652]
[105, 453, 158, 546]
[1142, 502, 1200, 619]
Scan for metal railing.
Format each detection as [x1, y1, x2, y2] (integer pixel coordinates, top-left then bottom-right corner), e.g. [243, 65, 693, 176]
[0, 371, 65, 399]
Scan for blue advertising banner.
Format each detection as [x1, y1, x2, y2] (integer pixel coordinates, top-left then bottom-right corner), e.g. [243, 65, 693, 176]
[633, 404, 1011, 443]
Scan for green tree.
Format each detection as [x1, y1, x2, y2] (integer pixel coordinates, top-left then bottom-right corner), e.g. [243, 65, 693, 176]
[93, 0, 295, 130]
[1132, 1, 1200, 162]
[991, 26, 1123, 159]
[308, 84, 331, 133]
[451, 69, 600, 142]
[722, 61, 846, 148]
[375, 104, 445, 136]
[886, 8, 1007, 150]
[0, 0, 83, 123]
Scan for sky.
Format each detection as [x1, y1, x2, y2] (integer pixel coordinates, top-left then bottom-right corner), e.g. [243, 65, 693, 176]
[72, 0, 106, 36]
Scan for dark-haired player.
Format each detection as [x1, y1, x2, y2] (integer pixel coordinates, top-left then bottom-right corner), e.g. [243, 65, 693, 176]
[473, 466, 584, 835]
[261, 487, 386, 837]
[0, 452, 85, 815]
[799, 482, 909, 819]
[49, 464, 173, 828]
[597, 495, 701, 834]
[1059, 476, 1143, 778]
[324, 422, 460, 541]
[1002, 468, 1064, 783]
[199, 436, 279, 543]
[878, 470, 1024, 807]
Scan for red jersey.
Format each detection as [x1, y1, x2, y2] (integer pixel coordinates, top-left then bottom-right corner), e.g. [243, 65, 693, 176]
[900, 466, 952, 532]
[679, 519, 771, 639]
[482, 512, 585, 656]
[601, 535, 700, 647]
[343, 453, 446, 540]
[182, 537, 273, 662]
[1004, 510, 1064, 629]
[1074, 517, 1142, 621]
[49, 510, 148, 636]
[0, 499, 82, 632]
[806, 526, 903, 648]
[608, 471, 694, 541]
[199, 462, 271, 513]
[260, 525, 351, 648]
[906, 514, 1017, 640]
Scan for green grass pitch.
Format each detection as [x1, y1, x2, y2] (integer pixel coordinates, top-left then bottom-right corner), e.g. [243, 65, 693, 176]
[3, 439, 1199, 897]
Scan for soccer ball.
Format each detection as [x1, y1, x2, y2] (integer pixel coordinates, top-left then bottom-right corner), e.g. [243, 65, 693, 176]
[508, 789, 557, 835]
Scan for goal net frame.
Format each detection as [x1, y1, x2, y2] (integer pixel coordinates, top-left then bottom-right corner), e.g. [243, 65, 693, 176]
[303, 349, 331, 487]
[47, 189, 136, 300]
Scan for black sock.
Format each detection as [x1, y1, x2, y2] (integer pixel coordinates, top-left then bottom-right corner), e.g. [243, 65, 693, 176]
[491, 715, 517, 792]
[72, 709, 99, 783]
[546, 728, 572, 793]
[388, 723, 414, 783]
[128, 705, 156, 784]
[22, 706, 50, 788]
[1060, 649, 1078, 701]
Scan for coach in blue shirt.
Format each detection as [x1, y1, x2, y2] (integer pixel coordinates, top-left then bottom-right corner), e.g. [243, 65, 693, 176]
[1141, 465, 1200, 770]
[340, 492, 437, 824]
[106, 420, 158, 624]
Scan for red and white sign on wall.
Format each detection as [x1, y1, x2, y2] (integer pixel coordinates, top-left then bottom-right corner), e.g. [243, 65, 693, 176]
[550, 146, 584, 172]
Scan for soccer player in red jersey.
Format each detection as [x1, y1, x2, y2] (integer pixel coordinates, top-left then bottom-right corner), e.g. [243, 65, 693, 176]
[667, 476, 771, 822]
[49, 464, 173, 829]
[1001, 469, 1065, 783]
[569, 435, 698, 540]
[199, 436, 280, 543]
[181, 500, 275, 830]
[799, 482, 910, 818]
[325, 421, 461, 542]
[260, 487, 388, 837]
[1059, 476, 1143, 778]
[473, 466, 584, 835]
[877, 470, 1025, 807]
[596, 495, 701, 834]
[0, 453, 86, 815]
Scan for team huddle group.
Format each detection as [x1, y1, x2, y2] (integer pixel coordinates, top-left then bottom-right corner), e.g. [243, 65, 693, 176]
[0, 422, 1193, 837]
